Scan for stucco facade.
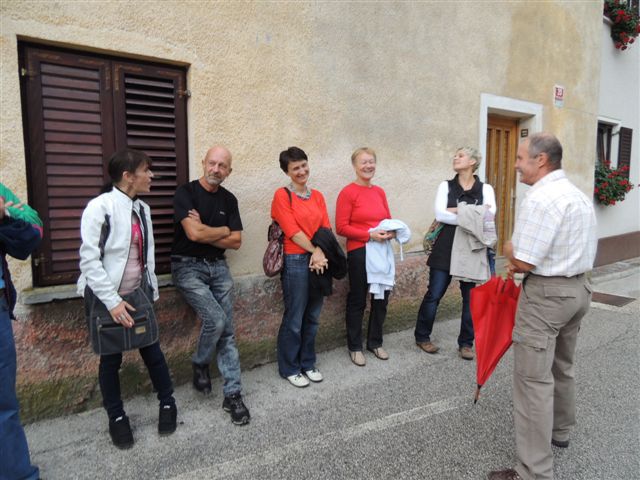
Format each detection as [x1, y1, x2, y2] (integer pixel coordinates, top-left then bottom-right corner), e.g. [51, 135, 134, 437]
[1, 1, 603, 419]
[2, 0, 603, 287]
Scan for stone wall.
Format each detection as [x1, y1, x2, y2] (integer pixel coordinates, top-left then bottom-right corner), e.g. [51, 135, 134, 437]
[15, 253, 470, 422]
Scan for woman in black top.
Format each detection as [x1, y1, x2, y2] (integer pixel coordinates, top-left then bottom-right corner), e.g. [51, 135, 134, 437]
[414, 147, 496, 360]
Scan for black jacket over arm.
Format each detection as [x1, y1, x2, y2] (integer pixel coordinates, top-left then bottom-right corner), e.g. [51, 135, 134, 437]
[310, 227, 347, 297]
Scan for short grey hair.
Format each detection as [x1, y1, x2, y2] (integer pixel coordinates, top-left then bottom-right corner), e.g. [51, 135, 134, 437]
[457, 146, 482, 172]
[527, 132, 562, 170]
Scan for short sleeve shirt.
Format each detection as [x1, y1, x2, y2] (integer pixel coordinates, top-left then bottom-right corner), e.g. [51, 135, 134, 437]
[171, 180, 243, 258]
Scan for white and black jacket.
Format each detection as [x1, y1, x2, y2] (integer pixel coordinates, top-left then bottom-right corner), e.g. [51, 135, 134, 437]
[77, 187, 159, 311]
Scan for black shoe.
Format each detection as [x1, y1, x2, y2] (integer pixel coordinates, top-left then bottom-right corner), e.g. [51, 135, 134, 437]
[109, 415, 134, 449]
[192, 363, 211, 394]
[552, 438, 570, 448]
[222, 393, 250, 425]
[158, 404, 177, 436]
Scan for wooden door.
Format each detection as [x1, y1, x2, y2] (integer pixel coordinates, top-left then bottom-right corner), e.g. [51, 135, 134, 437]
[486, 115, 518, 255]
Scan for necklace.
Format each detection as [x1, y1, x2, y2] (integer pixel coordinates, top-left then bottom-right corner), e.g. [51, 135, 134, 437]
[288, 183, 311, 199]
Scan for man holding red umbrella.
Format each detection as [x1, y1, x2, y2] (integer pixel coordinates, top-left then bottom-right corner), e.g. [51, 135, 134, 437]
[488, 133, 597, 480]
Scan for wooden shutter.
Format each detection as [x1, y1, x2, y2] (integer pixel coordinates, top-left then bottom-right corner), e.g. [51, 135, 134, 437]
[21, 46, 114, 286]
[20, 43, 188, 286]
[112, 61, 188, 273]
[618, 127, 632, 179]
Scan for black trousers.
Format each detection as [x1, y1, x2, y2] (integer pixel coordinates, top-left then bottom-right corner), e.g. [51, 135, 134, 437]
[98, 341, 175, 421]
[345, 247, 390, 352]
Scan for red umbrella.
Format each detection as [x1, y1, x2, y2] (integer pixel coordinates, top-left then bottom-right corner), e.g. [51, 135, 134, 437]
[470, 276, 521, 403]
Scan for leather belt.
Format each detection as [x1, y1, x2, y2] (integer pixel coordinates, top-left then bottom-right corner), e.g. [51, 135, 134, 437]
[170, 255, 224, 263]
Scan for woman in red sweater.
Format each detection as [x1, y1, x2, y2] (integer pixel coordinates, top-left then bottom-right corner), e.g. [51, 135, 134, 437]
[271, 147, 330, 388]
[336, 147, 394, 366]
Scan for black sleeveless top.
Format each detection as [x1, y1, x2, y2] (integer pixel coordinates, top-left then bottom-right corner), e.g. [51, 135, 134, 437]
[427, 175, 484, 271]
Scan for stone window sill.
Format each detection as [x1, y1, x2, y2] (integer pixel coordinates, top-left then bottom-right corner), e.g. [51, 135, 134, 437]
[20, 274, 174, 305]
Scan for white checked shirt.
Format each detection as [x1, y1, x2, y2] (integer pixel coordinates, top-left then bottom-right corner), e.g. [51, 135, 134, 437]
[512, 169, 597, 277]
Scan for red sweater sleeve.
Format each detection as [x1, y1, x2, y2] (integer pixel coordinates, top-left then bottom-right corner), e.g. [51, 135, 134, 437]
[316, 191, 331, 229]
[380, 187, 392, 219]
[335, 185, 370, 243]
[270, 188, 301, 240]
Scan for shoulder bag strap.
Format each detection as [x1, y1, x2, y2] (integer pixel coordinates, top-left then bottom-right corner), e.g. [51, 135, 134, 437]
[137, 204, 149, 269]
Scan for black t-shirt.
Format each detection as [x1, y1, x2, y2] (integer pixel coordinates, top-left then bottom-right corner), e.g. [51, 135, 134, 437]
[171, 180, 243, 259]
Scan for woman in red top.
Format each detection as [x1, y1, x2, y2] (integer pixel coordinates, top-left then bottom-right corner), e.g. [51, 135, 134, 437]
[336, 147, 394, 366]
[271, 147, 330, 388]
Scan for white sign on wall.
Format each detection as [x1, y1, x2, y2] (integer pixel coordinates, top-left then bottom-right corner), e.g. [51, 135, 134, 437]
[554, 85, 565, 108]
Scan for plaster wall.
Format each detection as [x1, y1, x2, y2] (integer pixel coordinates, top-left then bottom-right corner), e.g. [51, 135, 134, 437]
[1, 0, 602, 295]
[596, 18, 640, 238]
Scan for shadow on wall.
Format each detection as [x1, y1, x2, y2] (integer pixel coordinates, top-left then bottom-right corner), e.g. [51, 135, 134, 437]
[15, 254, 464, 422]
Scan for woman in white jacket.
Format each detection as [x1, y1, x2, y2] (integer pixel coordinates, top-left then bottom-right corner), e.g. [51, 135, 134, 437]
[78, 149, 176, 449]
[414, 147, 496, 361]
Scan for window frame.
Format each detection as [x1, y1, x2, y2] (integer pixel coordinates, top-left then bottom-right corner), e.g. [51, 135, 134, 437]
[18, 42, 189, 287]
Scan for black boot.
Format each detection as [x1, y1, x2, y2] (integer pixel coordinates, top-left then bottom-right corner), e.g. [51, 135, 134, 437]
[192, 362, 211, 394]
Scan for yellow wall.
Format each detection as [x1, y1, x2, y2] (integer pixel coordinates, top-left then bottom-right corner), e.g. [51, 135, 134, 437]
[1, 1, 602, 292]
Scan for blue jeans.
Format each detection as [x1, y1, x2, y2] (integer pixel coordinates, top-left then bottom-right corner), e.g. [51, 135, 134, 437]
[0, 296, 39, 480]
[488, 248, 496, 276]
[414, 267, 475, 348]
[278, 254, 324, 377]
[172, 258, 242, 397]
[98, 342, 175, 421]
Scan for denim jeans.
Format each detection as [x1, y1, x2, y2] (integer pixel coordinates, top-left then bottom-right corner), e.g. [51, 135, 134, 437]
[278, 254, 324, 378]
[98, 341, 175, 421]
[488, 248, 496, 276]
[414, 267, 476, 347]
[0, 296, 39, 480]
[172, 258, 242, 397]
[346, 247, 389, 352]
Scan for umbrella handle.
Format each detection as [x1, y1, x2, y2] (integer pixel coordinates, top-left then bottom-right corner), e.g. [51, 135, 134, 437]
[474, 385, 482, 404]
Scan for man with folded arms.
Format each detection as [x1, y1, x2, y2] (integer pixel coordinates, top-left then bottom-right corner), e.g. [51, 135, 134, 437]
[171, 146, 250, 426]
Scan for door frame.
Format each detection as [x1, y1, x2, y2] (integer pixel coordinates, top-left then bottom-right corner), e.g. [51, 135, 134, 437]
[478, 94, 543, 181]
[477, 94, 543, 244]
[486, 114, 519, 255]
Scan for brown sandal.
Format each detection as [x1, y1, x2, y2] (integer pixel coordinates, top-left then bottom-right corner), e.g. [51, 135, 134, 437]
[368, 347, 389, 360]
[349, 350, 366, 366]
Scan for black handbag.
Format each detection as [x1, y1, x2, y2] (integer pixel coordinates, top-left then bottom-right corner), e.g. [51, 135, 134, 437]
[84, 205, 159, 355]
[84, 276, 158, 355]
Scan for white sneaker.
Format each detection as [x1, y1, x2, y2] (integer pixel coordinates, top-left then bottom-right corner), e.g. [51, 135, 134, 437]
[286, 373, 310, 388]
[304, 368, 323, 383]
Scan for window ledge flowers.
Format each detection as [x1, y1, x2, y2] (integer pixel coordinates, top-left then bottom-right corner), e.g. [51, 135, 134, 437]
[594, 160, 635, 206]
[604, 0, 640, 50]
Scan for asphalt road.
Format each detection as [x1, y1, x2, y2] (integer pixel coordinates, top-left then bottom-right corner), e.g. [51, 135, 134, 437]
[25, 298, 639, 480]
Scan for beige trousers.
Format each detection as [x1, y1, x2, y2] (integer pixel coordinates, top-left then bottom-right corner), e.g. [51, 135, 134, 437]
[512, 273, 592, 480]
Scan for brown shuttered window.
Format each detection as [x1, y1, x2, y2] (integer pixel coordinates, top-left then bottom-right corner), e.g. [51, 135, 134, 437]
[618, 127, 632, 180]
[19, 43, 188, 286]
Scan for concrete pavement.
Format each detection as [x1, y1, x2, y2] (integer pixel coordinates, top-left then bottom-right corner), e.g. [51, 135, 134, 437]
[25, 289, 639, 480]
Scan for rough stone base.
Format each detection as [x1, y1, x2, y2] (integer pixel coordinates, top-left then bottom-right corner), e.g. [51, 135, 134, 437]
[15, 253, 464, 422]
